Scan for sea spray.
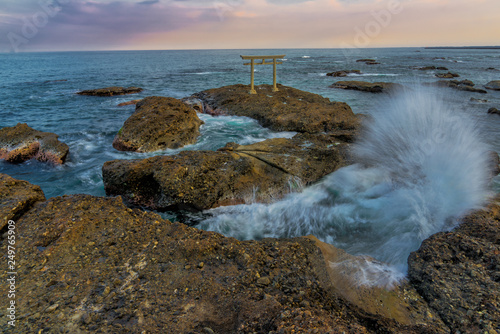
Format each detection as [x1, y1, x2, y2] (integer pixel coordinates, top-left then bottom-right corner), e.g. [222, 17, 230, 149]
[199, 87, 492, 283]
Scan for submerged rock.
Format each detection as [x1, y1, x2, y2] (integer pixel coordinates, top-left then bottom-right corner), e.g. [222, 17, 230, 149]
[330, 80, 403, 93]
[488, 107, 500, 115]
[408, 195, 500, 333]
[435, 72, 460, 78]
[112, 96, 204, 152]
[485, 80, 500, 91]
[103, 132, 352, 211]
[0, 175, 450, 333]
[117, 99, 142, 107]
[187, 84, 359, 133]
[326, 70, 361, 77]
[0, 173, 45, 230]
[0, 123, 69, 164]
[77, 86, 143, 96]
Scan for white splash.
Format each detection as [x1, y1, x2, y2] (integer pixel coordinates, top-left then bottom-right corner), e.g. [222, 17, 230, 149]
[199, 87, 492, 282]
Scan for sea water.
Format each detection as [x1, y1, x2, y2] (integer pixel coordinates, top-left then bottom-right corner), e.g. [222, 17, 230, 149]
[1, 48, 500, 280]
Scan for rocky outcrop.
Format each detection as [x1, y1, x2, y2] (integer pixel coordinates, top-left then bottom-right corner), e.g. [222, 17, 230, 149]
[0, 123, 69, 164]
[103, 133, 353, 211]
[356, 59, 379, 65]
[187, 84, 359, 133]
[429, 80, 488, 94]
[435, 72, 460, 78]
[112, 97, 204, 152]
[0, 175, 450, 334]
[408, 195, 500, 334]
[485, 80, 500, 91]
[488, 107, 500, 115]
[77, 86, 143, 96]
[117, 99, 142, 107]
[330, 81, 403, 93]
[326, 70, 361, 77]
[0, 173, 45, 230]
[417, 66, 448, 71]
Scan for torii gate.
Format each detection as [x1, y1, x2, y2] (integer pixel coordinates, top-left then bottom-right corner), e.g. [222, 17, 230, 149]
[241, 55, 285, 94]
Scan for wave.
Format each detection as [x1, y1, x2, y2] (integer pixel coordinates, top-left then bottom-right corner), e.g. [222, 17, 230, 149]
[199, 87, 492, 284]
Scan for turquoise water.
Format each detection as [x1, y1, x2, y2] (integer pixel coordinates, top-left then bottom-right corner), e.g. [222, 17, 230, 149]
[1, 48, 499, 198]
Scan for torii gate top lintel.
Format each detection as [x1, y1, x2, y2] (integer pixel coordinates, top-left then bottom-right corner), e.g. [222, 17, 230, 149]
[240, 55, 286, 94]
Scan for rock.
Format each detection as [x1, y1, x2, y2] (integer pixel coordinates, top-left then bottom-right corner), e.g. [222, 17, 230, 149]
[429, 80, 488, 94]
[470, 97, 488, 103]
[485, 80, 500, 90]
[103, 132, 353, 211]
[488, 151, 500, 177]
[435, 72, 460, 78]
[486, 67, 498, 71]
[187, 84, 359, 133]
[0, 177, 450, 334]
[330, 80, 403, 93]
[77, 86, 143, 96]
[408, 195, 500, 333]
[0, 173, 45, 230]
[417, 66, 437, 70]
[112, 96, 204, 152]
[356, 58, 376, 63]
[117, 99, 142, 107]
[326, 70, 361, 77]
[488, 107, 500, 115]
[0, 123, 69, 164]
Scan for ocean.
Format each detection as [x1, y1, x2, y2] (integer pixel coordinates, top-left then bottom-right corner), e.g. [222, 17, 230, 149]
[1, 48, 499, 278]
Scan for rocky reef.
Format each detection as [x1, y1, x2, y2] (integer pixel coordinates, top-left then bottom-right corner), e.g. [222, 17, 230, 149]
[0, 123, 69, 164]
[112, 96, 204, 152]
[485, 81, 500, 91]
[186, 84, 359, 133]
[103, 132, 353, 211]
[77, 86, 143, 96]
[330, 81, 403, 93]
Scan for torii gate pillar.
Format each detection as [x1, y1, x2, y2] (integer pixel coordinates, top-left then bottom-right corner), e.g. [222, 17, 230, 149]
[241, 55, 285, 94]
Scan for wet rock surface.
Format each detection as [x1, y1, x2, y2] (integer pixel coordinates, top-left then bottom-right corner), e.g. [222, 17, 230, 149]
[435, 72, 460, 78]
[0, 173, 45, 230]
[326, 70, 361, 77]
[0, 176, 452, 334]
[103, 132, 353, 211]
[408, 195, 500, 334]
[488, 107, 500, 115]
[428, 80, 488, 94]
[485, 80, 500, 91]
[187, 84, 359, 133]
[330, 81, 403, 93]
[112, 96, 204, 152]
[0, 123, 69, 164]
[77, 86, 143, 96]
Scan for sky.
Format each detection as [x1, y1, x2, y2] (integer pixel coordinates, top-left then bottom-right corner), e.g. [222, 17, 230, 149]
[0, 0, 499, 52]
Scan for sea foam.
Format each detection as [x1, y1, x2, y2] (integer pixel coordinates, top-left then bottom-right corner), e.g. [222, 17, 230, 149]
[199, 87, 492, 283]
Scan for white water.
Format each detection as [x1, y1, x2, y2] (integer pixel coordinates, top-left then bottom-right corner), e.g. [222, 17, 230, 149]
[200, 88, 492, 283]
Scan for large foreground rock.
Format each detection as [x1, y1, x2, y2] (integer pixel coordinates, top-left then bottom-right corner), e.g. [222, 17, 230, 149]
[0, 123, 69, 164]
[330, 81, 403, 93]
[77, 86, 143, 96]
[103, 132, 353, 211]
[0, 173, 45, 230]
[112, 97, 204, 152]
[0, 176, 448, 333]
[408, 195, 500, 333]
[187, 84, 359, 133]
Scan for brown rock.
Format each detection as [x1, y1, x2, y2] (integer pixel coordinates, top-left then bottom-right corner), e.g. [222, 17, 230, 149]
[485, 80, 500, 90]
[435, 72, 460, 78]
[112, 96, 204, 152]
[326, 70, 361, 77]
[429, 80, 488, 94]
[408, 195, 500, 333]
[356, 58, 376, 63]
[0, 123, 69, 164]
[187, 84, 359, 133]
[0, 184, 449, 334]
[103, 133, 352, 211]
[117, 99, 142, 107]
[330, 80, 403, 93]
[0, 173, 45, 230]
[488, 107, 500, 115]
[77, 86, 143, 96]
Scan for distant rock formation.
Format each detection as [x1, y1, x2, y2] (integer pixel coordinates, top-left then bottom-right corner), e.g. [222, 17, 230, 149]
[0, 123, 69, 164]
[428, 80, 488, 94]
[485, 80, 500, 91]
[435, 72, 460, 78]
[77, 86, 143, 96]
[326, 70, 361, 77]
[112, 96, 203, 153]
[330, 80, 403, 93]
